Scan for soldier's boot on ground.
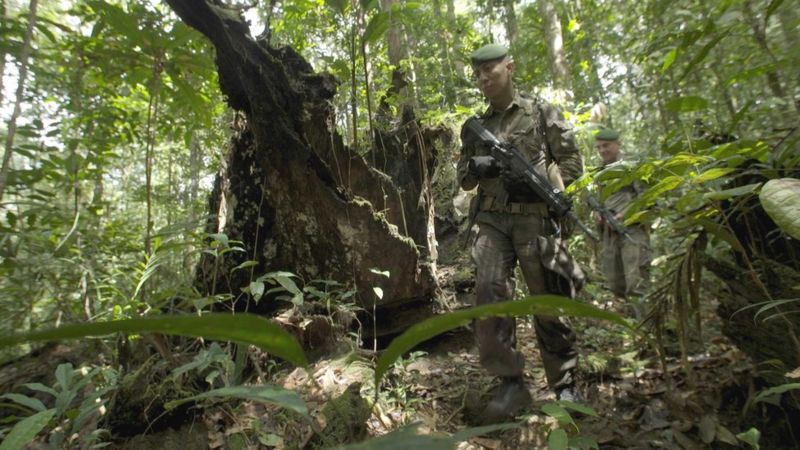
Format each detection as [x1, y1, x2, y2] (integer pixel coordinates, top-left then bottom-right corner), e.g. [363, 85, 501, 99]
[555, 384, 584, 403]
[556, 385, 587, 418]
[482, 376, 532, 424]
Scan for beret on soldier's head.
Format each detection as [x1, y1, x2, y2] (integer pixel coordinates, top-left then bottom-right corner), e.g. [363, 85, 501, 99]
[594, 128, 620, 141]
[470, 43, 508, 64]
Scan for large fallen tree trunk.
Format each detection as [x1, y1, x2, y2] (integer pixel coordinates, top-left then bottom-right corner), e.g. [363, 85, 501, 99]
[166, 1, 438, 334]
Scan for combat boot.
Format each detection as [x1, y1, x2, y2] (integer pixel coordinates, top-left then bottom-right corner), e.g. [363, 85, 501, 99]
[482, 376, 532, 424]
[555, 385, 584, 403]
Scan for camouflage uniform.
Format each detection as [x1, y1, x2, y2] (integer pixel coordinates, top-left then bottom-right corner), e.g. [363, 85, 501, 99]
[457, 92, 585, 390]
[598, 175, 651, 298]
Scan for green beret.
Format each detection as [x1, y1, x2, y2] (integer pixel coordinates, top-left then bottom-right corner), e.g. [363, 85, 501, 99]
[594, 128, 620, 141]
[470, 44, 508, 64]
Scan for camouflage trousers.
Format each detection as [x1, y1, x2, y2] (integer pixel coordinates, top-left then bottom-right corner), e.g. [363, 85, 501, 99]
[471, 209, 585, 389]
[600, 224, 651, 298]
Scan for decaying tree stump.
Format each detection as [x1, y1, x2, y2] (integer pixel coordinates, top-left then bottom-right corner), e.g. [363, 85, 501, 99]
[165, 1, 438, 335]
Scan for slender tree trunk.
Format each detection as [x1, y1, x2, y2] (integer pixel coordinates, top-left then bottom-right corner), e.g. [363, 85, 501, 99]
[538, 0, 573, 101]
[144, 55, 163, 255]
[776, 3, 800, 102]
[0, 0, 38, 204]
[0, 0, 7, 108]
[742, 0, 799, 115]
[432, 0, 456, 106]
[349, 15, 358, 149]
[378, 0, 413, 117]
[502, 0, 518, 44]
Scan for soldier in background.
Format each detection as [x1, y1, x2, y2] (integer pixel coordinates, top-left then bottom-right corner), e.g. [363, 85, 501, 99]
[593, 129, 651, 310]
[456, 43, 586, 423]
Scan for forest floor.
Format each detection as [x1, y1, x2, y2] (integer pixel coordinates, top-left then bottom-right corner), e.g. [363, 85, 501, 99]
[117, 252, 791, 450]
[4, 243, 795, 449]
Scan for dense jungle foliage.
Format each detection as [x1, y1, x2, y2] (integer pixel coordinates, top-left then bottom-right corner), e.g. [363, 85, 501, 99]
[0, 0, 799, 448]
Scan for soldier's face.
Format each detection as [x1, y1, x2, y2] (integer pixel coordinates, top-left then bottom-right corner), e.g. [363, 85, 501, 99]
[473, 58, 513, 102]
[596, 140, 621, 164]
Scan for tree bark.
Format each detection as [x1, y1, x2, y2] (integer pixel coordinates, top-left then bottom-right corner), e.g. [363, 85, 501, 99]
[502, 0, 518, 44]
[538, 0, 573, 100]
[0, 0, 7, 108]
[165, 1, 437, 330]
[742, 0, 800, 116]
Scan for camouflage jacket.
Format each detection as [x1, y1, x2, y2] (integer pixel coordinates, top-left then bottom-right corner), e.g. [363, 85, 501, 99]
[457, 91, 583, 202]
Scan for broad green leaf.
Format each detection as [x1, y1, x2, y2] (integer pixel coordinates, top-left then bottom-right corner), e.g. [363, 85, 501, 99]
[0, 314, 307, 368]
[249, 281, 265, 300]
[759, 178, 800, 240]
[704, 183, 759, 200]
[665, 96, 708, 113]
[569, 435, 600, 450]
[0, 409, 56, 450]
[274, 275, 302, 295]
[90, 1, 142, 42]
[54, 363, 73, 390]
[542, 403, 575, 426]
[736, 427, 761, 449]
[679, 32, 728, 82]
[363, 11, 389, 45]
[693, 218, 745, 253]
[337, 423, 452, 449]
[753, 383, 800, 404]
[0, 394, 46, 412]
[559, 400, 599, 417]
[450, 423, 521, 440]
[165, 385, 309, 416]
[661, 48, 678, 72]
[692, 167, 736, 184]
[233, 260, 259, 271]
[208, 233, 230, 248]
[375, 296, 629, 387]
[548, 428, 569, 450]
[641, 176, 683, 204]
[337, 422, 518, 450]
[373, 287, 383, 300]
[21, 383, 57, 397]
[662, 153, 712, 169]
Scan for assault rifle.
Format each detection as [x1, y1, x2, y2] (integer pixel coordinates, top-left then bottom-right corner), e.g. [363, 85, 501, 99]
[585, 195, 628, 237]
[462, 117, 599, 241]
[585, 194, 644, 244]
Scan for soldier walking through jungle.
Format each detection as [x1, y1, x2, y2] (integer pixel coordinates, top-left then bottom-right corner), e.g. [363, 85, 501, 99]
[593, 129, 652, 314]
[456, 43, 587, 424]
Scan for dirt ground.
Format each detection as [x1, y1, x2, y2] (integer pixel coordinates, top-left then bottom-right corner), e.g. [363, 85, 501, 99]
[175, 262, 798, 450]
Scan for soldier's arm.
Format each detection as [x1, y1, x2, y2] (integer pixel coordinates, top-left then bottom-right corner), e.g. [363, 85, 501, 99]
[457, 122, 479, 190]
[457, 148, 478, 191]
[541, 103, 583, 187]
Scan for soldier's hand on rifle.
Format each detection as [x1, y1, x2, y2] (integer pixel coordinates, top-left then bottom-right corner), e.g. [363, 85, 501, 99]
[468, 156, 503, 178]
[593, 211, 604, 226]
